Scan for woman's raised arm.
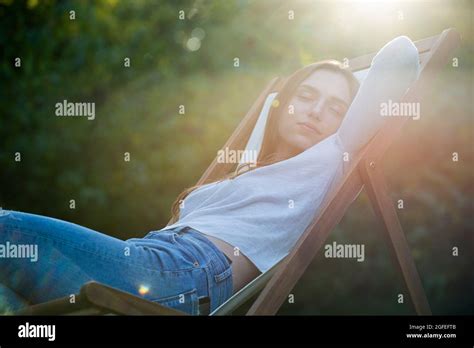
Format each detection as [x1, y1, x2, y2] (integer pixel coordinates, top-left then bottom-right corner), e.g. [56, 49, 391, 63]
[337, 36, 421, 154]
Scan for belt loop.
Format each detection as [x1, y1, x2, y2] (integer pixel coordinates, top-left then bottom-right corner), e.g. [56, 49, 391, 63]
[177, 226, 190, 235]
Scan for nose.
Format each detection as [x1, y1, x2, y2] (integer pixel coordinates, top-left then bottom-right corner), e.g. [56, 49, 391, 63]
[308, 100, 324, 121]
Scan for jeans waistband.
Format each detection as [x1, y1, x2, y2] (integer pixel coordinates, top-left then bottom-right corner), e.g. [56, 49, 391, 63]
[181, 228, 233, 264]
[165, 225, 233, 312]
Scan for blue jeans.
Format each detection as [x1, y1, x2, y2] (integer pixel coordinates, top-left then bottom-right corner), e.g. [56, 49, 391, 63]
[0, 210, 233, 315]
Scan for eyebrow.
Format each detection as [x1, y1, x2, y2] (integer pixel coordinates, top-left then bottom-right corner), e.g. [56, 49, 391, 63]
[299, 84, 349, 109]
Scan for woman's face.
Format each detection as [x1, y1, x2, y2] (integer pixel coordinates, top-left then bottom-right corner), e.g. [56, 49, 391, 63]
[276, 69, 352, 156]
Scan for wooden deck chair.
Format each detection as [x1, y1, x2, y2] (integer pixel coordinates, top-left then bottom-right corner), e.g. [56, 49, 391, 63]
[15, 28, 461, 316]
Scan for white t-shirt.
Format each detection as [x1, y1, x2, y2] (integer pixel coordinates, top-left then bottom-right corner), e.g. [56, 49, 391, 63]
[161, 36, 421, 272]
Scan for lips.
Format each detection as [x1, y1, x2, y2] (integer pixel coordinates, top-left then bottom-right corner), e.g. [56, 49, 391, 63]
[297, 122, 322, 135]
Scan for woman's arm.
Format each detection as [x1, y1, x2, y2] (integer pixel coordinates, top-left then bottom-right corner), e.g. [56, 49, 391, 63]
[337, 36, 421, 154]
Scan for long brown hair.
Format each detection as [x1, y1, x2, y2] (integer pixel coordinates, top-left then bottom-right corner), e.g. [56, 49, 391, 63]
[169, 60, 360, 224]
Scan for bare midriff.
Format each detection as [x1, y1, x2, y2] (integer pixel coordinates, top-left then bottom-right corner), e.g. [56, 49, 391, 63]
[203, 234, 261, 294]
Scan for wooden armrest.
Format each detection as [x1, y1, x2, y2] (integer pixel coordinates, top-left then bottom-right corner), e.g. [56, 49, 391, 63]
[80, 281, 187, 315]
[15, 281, 187, 316]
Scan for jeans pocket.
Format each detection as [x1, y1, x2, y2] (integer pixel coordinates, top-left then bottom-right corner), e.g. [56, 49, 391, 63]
[151, 288, 199, 315]
[206, 261, 233, 312]
[168, 232, 200, 267]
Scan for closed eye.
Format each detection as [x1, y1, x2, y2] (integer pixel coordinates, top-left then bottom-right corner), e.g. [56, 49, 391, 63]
[330, 107, 343, 117]
[298, 94, 313, 101]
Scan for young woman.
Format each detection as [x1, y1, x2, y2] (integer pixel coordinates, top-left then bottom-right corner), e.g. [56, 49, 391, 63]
[0, 36, 420, 315]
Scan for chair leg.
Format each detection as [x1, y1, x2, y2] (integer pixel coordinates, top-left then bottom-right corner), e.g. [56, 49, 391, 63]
[360, 159, 432, 315]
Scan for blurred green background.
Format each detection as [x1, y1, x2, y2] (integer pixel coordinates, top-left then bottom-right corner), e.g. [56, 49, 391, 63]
[0, 0, 472, 314]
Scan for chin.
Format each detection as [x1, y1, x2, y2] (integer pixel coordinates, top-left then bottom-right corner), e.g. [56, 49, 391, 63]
[288, 134, 318, 152]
